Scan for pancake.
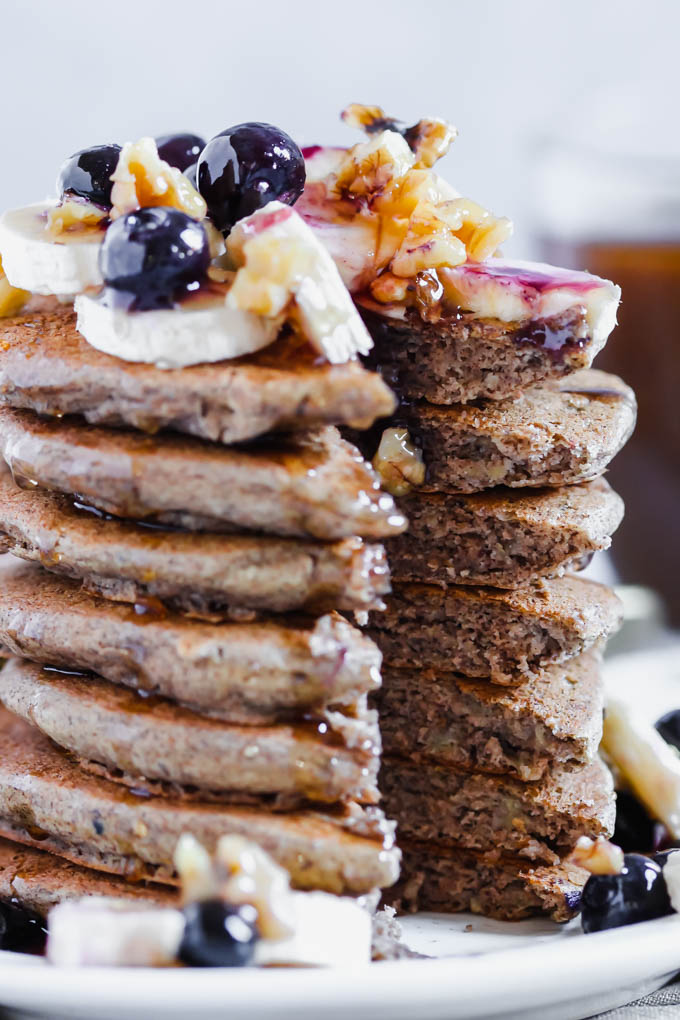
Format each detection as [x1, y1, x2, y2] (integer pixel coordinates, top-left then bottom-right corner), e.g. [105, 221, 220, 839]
[376, 651, 604, 782]
[364, 369, 636, 494]
[368, 576, 622, 683]
[386, 844, 587, 922]
[0, 708, 400, 896]
[0, 301, 396, 444]
[380, 757, 614, 865]
[360, 303, 604, 405]
[0, 410, 406, 541]
[0, 837, 173, 917]
[0, 558, 381, 723]
[0, 658, 381, 805]
[0, 469, 390, 616]
[389, 477, 624, 588]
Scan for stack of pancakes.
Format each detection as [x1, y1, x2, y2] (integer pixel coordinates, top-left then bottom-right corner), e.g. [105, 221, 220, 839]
[0, 298, 406, 909]
[362, 314, 636, 920]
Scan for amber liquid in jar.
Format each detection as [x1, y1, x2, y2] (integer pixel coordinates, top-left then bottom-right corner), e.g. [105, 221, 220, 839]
[543, 238, 680, 624]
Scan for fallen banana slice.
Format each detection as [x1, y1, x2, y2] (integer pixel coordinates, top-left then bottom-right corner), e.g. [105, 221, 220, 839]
[46, 890, 370, 968]
[227, 201, 373, 363]
[602, 696, 680, 838]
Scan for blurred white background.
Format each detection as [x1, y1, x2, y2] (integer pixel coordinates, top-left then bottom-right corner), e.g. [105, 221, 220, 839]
[3, 0, 677, 257]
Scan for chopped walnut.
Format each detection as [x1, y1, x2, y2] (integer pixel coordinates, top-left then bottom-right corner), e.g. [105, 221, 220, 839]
[369, 272, 411, 304]
[404, 117, 458, 169]
[340, 103, 457, 168]
[333, 130, 415, 199]
[373, 427, 426, 496]
[110, 138, 207, 222]
[46, 197, 106, 237]
[174, 833, 295, 942]
[323, 106, 513, 294]
[568, 836, 624, 875]
[341, 103, 400, 134]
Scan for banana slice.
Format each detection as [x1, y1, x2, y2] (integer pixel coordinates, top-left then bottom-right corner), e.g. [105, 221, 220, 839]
[74, 289, 281, 369]
[0, 202, 104, 297]
[602, 696, 680, 838]
[47, 891, 370, 967]
[227, 201, 373, 363]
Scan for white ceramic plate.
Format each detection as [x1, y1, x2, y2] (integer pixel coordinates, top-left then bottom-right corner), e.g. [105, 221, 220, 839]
[0, 646, 679, 1020]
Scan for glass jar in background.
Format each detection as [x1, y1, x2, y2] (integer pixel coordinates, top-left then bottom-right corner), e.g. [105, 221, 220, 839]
[532, 82, 680, 625]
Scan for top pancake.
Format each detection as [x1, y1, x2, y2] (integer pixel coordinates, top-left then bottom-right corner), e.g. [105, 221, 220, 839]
[361, 302, 602, 405]
[0, 301, 396, 444]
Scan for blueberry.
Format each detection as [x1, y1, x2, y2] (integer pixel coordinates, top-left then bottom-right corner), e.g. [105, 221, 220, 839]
[581, 853, 672, 933]
[613, 790, 657, 852]
[652, 849, 680, 869]
[155, 133, 206, 173]
[99, 206, 210, 311]
[57, 144, 121, 208]
[197, 122, 305, 233]
[655, 710, 680, 751]
[0, 901, 46, 952]
[178, 900, 259, 967]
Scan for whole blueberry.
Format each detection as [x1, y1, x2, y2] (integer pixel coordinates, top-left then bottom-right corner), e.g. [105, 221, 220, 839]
[613, 790, 657, 853]
[0, 901, 46, 952]
[652, 849, 680, 869]
[155, 133, 206, 172]
[57, 144, 122, 208]
[99, 206, 210, 311]
[197, 122, 305, 233]
[178, 900, 259, 967]
[581, 853, 672, 933]
[655, 710, 680, 752]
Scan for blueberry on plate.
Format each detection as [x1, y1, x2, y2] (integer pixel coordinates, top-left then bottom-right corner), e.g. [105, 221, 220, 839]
[0, 901, 46, 953]
[178, 900, 259, 967]
[652, 848, 680, 869]
[57, 144, 122, 208]
[155, 133, 206, 173]
[197, 122, 305, 233]
[612, 790, 657, 853]
[655, 709, 680, 752]
[99, 206, 210, 311]
[581, 853, 672, 933]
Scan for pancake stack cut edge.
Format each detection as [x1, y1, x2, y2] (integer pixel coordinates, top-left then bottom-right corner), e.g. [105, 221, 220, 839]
[360, 329, 635, 920]
[0, 299, 406, 912]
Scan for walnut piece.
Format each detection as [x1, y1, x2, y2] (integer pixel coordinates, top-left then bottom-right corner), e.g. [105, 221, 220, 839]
[373, 427, 426, 496]
[568, 836, 624, 875]
[46, 197, 106, 237]
[110, 138, 207, 222]
[174, 833, 295, 942]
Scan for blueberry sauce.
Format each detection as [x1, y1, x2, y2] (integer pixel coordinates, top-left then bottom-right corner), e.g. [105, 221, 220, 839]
[510, 316, 588, 359]
[457, 260, 602, 295]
